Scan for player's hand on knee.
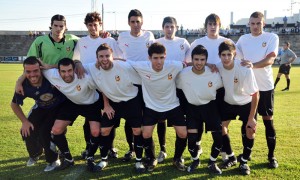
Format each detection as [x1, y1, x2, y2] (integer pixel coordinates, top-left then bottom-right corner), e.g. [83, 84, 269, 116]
[21, 121, 34, 137]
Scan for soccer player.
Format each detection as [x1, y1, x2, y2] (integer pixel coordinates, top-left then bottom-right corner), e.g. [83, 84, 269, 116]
[274, 41, 297, 91]
[176, 45, 223, 174]
[43, 58, 102, 171]
[83, 43, 145, 172]
[217, 41, 259, 175]
[72, 12, 122, 160]
[155, 16, 190, 163]
[117, 9, 155, 162]
[128, 42, 187, 172]
[11, 57, 64, 172]
[236, 11, 279, 169]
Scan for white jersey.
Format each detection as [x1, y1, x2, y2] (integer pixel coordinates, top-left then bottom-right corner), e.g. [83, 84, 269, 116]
[84, 61, 141, 103]
[216, 60, 259, 105]
[118, 30, 154, 61]
[155, 37, 190, 62]
[187, 36, 232, 64]
[73, 36, 123, 64]
[43, 69, 99, 105]
[236, 32, 279, 91]
[129, 60, 183, 112]
[176, 66, 223, 105]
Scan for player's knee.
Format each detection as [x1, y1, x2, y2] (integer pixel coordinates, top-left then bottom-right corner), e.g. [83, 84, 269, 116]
[101, 128, 111, 136]
[90, 128, 100, 137]
[176, 130, 187, 138]
[142, 131, 152, 139]
[51, 126, 64, 135]
[132, 128, 141, 136]
[246, 128, 255, 139]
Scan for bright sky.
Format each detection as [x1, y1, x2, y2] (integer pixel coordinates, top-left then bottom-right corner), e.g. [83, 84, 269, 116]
[0, 0, 299, 31]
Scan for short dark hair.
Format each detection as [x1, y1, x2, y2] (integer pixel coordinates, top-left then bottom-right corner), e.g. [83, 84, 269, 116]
[162, 16, 177, 28]
[218, 41, 236, 55]
[58, 58, 75, 71]
[84, 12, 102, 25]
[250, 11, 264, 19]
[96, 43, 113, 57]
[51, 14, 66, 26]
[191, 45, 208, 60]
[148, 43, 166, 57]
[284, 41, 290, 47]
[128, 9, 143, 21]
[204, 13, 221, 29]
[23, 56, 42, 68]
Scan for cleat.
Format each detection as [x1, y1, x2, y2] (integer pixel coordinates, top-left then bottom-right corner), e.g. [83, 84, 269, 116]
[173, 158, 186, 171]
[147, 159, 158, 172]
[239, 163, 250, 175]
[81, 150, 89, 160]
[281, 88, 289, 91]
[94, 160, 108, 171]
[187, 159, 200, 173]
[237, 154, 251, 162]
[108, 148, 118, 158]
[221, 156, 237, 169]
[135, 161, 146, 173]
[268, 157, 279, 168]
[157, 151, 167, 163]
[86, 157, 96, 172]
[208, 161, 222, 174]
[26, 157, 39, 167]
[122, 150, 135, 162]
[57, 158, 74, 170]
[44, 159, 61, 172]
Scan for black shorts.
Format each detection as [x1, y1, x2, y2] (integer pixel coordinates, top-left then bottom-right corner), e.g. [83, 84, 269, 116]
[57, 98, 102, 124]
[278, 64, 291, 74]
[186, 100, 222, 132]
[257, 90, 274, 116]
[143, 106, 186, 127]
[221, 101, 255, 122]
[101, 95, 143, 128]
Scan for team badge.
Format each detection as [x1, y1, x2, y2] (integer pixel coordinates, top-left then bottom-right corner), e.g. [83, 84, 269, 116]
[76, 85, 81, 91]
[234, 77, 238, 83]
[208, 81, 213, 87]
[180, 44, 184, 50]
[168, 73, 173, 80]
[115, 75, 120, 82]
[262, 42, 267, 47]
[66, 46, 71, 51]
[40, 93, 53, 101]
[146, 42, 150, 48]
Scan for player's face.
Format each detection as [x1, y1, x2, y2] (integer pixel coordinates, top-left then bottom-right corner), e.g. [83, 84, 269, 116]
[24, 63, 42, 86]
[163, 22, 177, 40]
[149, 53, 166, 72]
[86, 21, 101, 38]
[220, 50, 235, 70]
[59, 64, 75, 83]
[206, 21, 220, 38]
[192, 54, 206, 73]
[51, 20, 66, 39]
[249, 17, 265, 36]
[97, 49, 113, 70]
[128, 16, 143, 36]
[283, 43, 288, 50]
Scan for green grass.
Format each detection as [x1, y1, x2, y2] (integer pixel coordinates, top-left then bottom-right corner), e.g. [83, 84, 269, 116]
[0, 64, 300, 179]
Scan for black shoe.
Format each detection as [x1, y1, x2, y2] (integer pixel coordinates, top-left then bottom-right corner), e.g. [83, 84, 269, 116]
[173, 158, 186, 171]
[187, 159, 200, 172]
[146, 159, 158, 172]
[268, 157, 279, 168]
[239, 163, 250, 175]
[237, 154, 251, 162]
[81, 150, 89, 160]
[57, 158, 74, 170]
[122, 150, 135, 162]
[281, 87, 289, 91]
[108, 148, 118, 158]
[86, 157, 96, 172]
[208, 160, 222, 174]
[221, 156, 237, 169]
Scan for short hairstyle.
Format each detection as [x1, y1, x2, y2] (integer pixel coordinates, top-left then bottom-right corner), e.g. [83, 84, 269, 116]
[218, 41, 236, 55]
[23, 56, 42, 68]
[205, 13, 221, 29]
[128, 9, 143, 21]
[96, 43, 113, 56]
[84, 12, 102, 25]
[148, 42, 166, 57]
[162, 16, 177, 28]
[284, 41, 290, 47]
[58, 58, 75, 71]
[191, 45, 208, 60]
[51, 14, 66, 26]
[250, 11, 264, 19]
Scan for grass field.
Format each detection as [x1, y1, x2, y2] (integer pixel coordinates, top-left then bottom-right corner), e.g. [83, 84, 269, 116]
[0, 64, 299, 180]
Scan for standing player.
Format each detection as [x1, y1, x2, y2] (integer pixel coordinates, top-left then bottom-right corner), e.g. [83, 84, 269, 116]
[117, 9, 155, 162]
[155, 16, 190, 163]
[274, 41, 297, 91]
[217, 41, 259, 175]
[176, 45, 223, 174]
[129, 43, 187, 172]
[236, 11, 279, 169]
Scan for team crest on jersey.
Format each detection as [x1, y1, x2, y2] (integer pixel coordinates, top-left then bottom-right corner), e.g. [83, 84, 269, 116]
[115, 75, 120, 82]
[234, 77, 238, 83]
[40, 93, 53, 101]
[146, 42, 150, 48]
[180, 44, 184, 50]
[76, 85, 81, 91]
[168, 73, 173, 80]
[262, 42, 267, 47]
[66, 46, 71, 51]
[208, 81, 213, 87]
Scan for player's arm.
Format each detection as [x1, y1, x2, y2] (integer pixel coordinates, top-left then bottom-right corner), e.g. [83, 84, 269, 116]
[242, 52, 276, 69]
[247, 91, 259, 133]
[206, 63, 219, 72]
[10, 102, 34, 137]
[102, 93, 115, 120]
[15, 73, 26, 95]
